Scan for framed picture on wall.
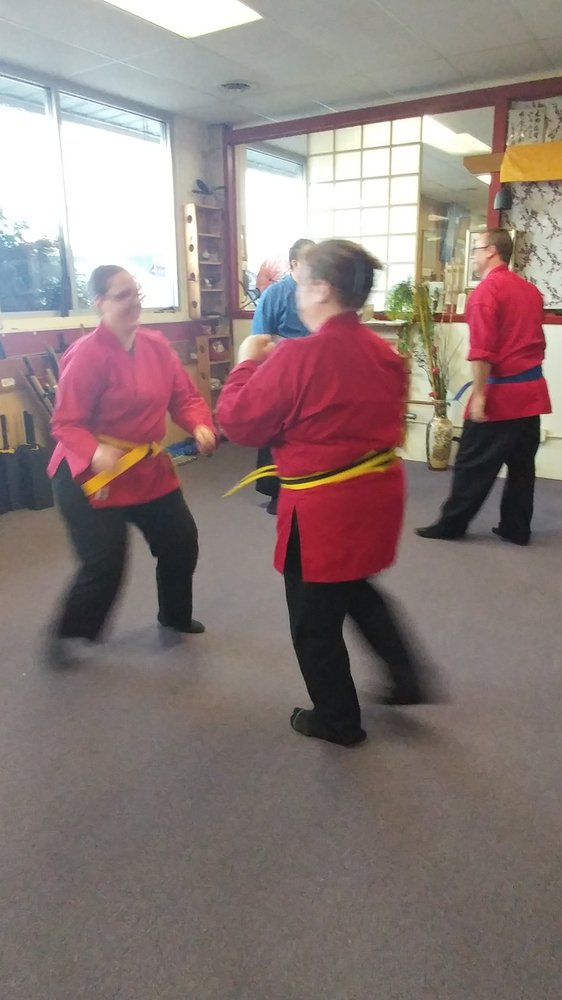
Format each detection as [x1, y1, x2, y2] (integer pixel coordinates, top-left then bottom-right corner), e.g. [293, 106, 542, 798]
[464, 229, 517, 288]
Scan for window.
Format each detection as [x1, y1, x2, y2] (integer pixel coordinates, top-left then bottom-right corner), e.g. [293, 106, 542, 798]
[307, 123, 421, 311]
[0, 77, 64, 313]
[59, 94, 177, 310]
[240, 145, 306, 308]
[0, 73, 177, 314]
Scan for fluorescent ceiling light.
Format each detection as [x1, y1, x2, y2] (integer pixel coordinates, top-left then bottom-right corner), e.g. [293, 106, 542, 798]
[423, 116, 491, 157]
[476, 173, 492, 185]
[103, 0, 261, 39]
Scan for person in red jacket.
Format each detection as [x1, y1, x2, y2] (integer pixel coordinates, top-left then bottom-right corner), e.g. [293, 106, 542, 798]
[417, 229, 551, 545]
[47, 265, 217, 666]
[217, 240, 433, 746]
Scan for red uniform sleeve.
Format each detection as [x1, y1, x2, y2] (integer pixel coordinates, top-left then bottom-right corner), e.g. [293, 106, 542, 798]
[467, 286, 500, 363]
[168, 348, 215, 434]
[50, 345, 104, 477]
[216, 349, 297, 447]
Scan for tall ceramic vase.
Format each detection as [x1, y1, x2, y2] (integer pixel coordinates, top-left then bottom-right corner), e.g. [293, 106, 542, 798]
[426, 400, 454, 470]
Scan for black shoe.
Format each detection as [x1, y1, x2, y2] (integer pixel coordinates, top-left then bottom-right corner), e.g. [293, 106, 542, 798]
[43, 634, 94, 669]
[158, 618, 206, 634]
[266, 498, 278, 515]
[492, 527, 529, 546]
[290, 708, 367, 747]
[415, 523, 465, 540]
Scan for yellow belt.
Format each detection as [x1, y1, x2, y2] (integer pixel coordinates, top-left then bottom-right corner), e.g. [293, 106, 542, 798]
[82, 435, 163, 498]
[224, 448, 397, 498]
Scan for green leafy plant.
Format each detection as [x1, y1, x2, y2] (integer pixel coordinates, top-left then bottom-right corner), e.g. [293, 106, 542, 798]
[385, 278, 416, 355]
[386, 279, 458, 402]
[0, 210, 63, 312]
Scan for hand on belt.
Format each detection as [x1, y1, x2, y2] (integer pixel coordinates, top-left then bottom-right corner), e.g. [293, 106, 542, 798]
[82, 435, 163, 498]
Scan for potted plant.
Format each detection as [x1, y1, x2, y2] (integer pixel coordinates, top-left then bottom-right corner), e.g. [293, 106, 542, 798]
[386, 279, 455, 470]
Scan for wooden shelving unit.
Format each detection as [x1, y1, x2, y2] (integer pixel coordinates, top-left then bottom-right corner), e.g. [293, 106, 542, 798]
[195, 330, 234, 412]
[184, 202, 233, 411]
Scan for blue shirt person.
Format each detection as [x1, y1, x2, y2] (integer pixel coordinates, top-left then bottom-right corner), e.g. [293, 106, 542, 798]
[249, 238, 314, 512]
[252, 239, 314, 340]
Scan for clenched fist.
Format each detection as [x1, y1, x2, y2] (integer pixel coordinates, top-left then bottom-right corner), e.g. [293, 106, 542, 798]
[237, 335, 276, 365]
[193, 425, 217, 456]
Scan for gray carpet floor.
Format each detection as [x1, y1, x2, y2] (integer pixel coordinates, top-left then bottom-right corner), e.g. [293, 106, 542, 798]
[0, 443, 560, 1000]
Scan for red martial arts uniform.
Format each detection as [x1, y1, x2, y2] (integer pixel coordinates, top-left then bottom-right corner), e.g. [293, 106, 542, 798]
[465, 264, 551, 421]
[217, 311, 407, 582]
[48, 323, 213, 506]
[419, 264, 552, 544]
[218, 311, 426, 745]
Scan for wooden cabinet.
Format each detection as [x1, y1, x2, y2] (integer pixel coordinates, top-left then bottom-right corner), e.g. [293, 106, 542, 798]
[195, 326, 234, 412]
[184, 202, 234, 413]
[185, 202, 227, 320]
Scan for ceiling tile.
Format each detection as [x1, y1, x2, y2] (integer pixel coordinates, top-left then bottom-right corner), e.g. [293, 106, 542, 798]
[451, 42, 553, 81]
[375, 0, 533, 56]
[186, 101, 271, 125]
[191, 21, 333, 86]
[538, 36, 562, 68]
[69, 61, 213, 114]
[0, 18, 110, 77]
[125, 37, 252, 89]
[372, 58, 466, 95]
[509, 0, 562, 39]
[0, 0, 173, 61]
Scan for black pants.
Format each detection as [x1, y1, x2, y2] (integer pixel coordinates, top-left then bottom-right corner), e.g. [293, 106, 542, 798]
[283, 518, 427, 741]
[438, 415, 540, 541]
[255, 446, 280, 501]
[52, 462, 199, 640]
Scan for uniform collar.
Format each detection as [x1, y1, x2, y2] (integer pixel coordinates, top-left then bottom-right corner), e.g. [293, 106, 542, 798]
[95, 322, 140, 351]
[484, 263, 509, 280]
[315, 311, 360, 335]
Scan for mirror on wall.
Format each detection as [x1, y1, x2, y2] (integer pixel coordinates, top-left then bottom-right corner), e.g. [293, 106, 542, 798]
[418, 108, 494, 308]
[235, 106, 494, 312]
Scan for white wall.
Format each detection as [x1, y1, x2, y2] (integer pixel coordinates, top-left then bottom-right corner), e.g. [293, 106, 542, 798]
[233, 318, 562, 480]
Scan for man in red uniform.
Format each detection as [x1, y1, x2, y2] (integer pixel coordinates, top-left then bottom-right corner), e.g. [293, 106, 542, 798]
[218, 240, 432, 746]
[417, 228, 551, 546]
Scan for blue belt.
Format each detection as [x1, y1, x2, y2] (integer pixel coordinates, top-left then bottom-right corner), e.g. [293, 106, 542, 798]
[454, 364, 543, 401]
[487, 364, 543, 385]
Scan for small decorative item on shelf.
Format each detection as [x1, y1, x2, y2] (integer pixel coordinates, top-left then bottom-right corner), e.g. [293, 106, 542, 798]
[209, 339, 227, 361]
[386, 279, 460, 470]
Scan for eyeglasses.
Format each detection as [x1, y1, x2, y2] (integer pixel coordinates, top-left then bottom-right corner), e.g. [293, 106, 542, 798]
[105, 284, 144, 303]
[473, 244, 491, 252]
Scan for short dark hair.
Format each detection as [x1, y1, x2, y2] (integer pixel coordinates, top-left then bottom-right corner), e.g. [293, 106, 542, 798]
[288, 238, 314, 263]
[303, 240, 383, 310]
[484, 228, 513, 264]
[87, 265, 127, 300]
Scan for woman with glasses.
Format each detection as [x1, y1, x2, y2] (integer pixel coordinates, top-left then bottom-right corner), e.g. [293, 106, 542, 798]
[218, 241, 434, 746]
[46, 265, 217, 667]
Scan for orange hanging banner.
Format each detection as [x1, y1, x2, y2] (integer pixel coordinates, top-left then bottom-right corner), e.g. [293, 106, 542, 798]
[500, 141, 562, 183]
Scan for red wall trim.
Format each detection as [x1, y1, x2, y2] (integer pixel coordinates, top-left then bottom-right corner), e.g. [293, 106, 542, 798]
[225, 75, 562, 146]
